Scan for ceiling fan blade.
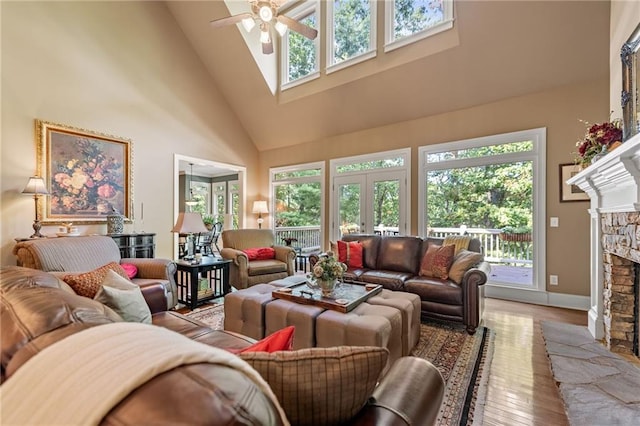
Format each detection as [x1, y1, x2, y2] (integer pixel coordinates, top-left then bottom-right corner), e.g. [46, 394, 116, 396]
[210, 13, 253, 29]
[277, 15, 318, 40]
[262, 40, 274, 54]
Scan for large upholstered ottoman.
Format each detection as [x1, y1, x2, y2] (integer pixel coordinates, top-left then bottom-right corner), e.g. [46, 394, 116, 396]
[315, 302, 403, 368]
[223, 283, 278, 339]
[367, 290, 421, 355]
[265, 299, 325, 349]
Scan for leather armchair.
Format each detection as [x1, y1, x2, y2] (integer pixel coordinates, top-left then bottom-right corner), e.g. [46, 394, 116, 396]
[220, 229, 296, 290]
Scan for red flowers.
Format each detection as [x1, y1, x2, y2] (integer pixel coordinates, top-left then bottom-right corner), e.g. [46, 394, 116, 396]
[575, 119, 622, 167]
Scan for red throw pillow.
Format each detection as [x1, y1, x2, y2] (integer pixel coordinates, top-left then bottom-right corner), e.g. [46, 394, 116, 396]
[120, 263, 138, 279]
[232, 326, 295, 354]
[335, 241, 364, 268]
[242, 247, 276, 261]
[419, 244, 455, 279]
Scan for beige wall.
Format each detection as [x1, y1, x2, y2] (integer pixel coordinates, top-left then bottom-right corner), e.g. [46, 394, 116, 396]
[610, 1, 640, 116]
[260, 78, 610, 297]
[0, 1, 259, 265]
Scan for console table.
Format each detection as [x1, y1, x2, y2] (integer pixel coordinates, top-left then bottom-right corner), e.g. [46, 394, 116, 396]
[175, 257, 231, 310]
[107, 233, 155, 258]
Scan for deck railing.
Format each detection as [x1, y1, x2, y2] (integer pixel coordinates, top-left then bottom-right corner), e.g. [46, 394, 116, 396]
[274, 225, 533, 265]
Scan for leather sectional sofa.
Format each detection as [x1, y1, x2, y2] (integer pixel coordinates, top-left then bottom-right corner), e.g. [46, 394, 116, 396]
[0, 266, 445, 425]
[311, 234, 491, 334]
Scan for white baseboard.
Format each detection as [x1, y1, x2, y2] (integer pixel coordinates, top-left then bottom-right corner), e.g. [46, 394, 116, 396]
[484, 284, 589, 311]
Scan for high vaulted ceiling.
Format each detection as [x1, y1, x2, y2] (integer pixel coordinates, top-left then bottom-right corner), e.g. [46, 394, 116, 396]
[166, 0, 610, 152]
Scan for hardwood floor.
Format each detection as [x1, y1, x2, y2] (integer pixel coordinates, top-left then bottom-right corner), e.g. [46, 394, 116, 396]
[481, 297, 587, 426]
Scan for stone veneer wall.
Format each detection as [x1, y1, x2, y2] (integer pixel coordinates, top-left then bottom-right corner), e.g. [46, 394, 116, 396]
[601, 212, 640, 354]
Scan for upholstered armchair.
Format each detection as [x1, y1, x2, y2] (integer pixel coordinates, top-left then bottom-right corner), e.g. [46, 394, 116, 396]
[220, 229, 296, 290]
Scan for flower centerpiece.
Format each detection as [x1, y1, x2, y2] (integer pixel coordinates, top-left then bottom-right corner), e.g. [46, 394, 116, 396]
[575, 118, 623, 168]
[308, 252, 347, 296]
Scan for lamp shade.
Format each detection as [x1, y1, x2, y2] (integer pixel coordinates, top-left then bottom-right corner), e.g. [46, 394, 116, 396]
[22, 176, 49, 195]
[171, 212, 209, 234]
[252, 201, 268, 214]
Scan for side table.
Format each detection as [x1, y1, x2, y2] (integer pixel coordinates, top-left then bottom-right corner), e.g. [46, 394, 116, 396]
[174, 257, 231, 310]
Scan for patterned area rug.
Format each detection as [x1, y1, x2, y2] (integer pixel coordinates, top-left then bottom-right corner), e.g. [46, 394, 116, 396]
[186, 304, 493, 426]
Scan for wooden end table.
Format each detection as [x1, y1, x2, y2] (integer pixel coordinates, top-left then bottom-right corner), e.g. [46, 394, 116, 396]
[174, 257, 231, 310]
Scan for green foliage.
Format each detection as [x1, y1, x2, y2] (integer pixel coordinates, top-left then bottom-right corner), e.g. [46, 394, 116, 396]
[275, 182, 321, 227]
[333, 0, 371, 63]
[287, 13, 316, 81]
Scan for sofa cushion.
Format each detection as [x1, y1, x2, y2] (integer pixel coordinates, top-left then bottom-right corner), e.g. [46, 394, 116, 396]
[248, 260, 288, 276]
[419, 244, 455, 279]
[375, 236, 422, 274]
[94, 270, 152, 323]
[240, 346, 388, 426]
[404, 278, 463, 305]
[358, 270, 413, 291]
[449, 249, 484, 284]
[62, 262, 129, 298]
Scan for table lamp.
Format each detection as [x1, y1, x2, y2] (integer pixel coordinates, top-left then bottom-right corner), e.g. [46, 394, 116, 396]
[252, 200, 268, 229]
[22, 176, 49, 238]
[172, 212, 209, 262]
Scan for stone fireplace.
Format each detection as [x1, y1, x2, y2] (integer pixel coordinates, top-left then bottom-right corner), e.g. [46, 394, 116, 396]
[568, 132, 640, 355]
[601, 212, 639, 355]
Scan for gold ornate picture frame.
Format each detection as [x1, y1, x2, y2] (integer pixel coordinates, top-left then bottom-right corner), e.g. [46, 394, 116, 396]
[559, 163, 588, 202]
[35, 119, 133, 224]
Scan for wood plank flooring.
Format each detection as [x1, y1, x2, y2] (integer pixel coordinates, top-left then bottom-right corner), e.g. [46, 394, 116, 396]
[481, 297, 587, 426]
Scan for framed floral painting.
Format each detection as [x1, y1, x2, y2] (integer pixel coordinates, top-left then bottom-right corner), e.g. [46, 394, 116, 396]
[35, 119, 132, 224]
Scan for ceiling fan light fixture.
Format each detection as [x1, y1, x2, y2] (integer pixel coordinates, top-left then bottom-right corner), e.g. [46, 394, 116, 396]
[258, 5, 273, 22]
[260, 27, 271, 43]
[241, 17, 256, 32]
[274, 20, 287, 36]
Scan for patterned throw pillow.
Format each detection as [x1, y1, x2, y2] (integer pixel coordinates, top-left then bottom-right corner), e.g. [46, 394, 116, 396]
[329, 241, 364, 268]
[448, 249, 484, 284]
[240, 346, 388, 426]
[62, 262, 129, 298]
[443, 235, 472, 255]
[419, 244, 455, 279]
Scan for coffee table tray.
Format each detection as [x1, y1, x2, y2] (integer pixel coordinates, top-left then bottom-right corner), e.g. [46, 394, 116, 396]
[272, 281, 382, 313]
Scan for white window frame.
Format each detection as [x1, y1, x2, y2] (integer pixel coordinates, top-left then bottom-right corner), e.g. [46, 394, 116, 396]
[326, 0, 377, 74]
[329, 148, 411, 241]
[269, 161, 325, 230]
[418, 128, 547, 293]
[281, 1, 321, 90]
[384, 0, 454, 53]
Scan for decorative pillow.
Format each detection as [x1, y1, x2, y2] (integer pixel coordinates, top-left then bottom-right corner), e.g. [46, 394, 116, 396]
[120, 263, 138, 279]
[443, 235, 472, 255]
[93, 270, 151, 323]
[231, 326, 295, 354]
[449, 249, 484, 284]
[242, 247, 276, 261]
[419, 244, 455, 279]
[240, 346, 388, 426]
[330, 241, 364, 268]
[62, 262, 129, 298]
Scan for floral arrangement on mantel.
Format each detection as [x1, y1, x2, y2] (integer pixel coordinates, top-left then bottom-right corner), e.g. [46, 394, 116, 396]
[574, 118, 623, 168]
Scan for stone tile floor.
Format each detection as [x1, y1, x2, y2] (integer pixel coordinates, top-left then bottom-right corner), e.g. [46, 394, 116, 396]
[542, 321, 640, 425]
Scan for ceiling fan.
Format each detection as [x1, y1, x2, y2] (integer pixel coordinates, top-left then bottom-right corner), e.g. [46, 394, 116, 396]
[210, 0, 318, 55]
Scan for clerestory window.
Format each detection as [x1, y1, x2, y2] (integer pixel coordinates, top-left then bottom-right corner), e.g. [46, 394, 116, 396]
[327, 0, 377, 73]
[282, 2, 320, 88]
[384, 0, 454, 52]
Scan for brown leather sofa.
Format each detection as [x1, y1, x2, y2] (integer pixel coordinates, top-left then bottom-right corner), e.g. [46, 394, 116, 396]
[311, 234, 491, 334]
[1, 266, 445, 425]
[13, 235, 178, 311]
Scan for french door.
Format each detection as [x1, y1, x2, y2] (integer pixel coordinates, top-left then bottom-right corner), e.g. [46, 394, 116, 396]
[333, 170, 406, 239]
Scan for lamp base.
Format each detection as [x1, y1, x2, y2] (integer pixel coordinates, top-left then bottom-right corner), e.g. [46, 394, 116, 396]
[30, 220, 45, 239]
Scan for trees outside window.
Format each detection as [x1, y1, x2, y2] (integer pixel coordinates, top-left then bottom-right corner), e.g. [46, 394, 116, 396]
[284, 10, 318, 85]
[385, 0, 453, 50]
[328, 0, 376, 68]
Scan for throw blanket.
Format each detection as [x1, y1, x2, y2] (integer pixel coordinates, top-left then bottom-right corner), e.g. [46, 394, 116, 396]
[0, 323, 289, 426]
[443, 235, 471, 255]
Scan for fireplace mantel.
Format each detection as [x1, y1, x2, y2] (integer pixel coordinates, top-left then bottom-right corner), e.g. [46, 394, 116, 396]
[567, 132, 640, 212]
[566, 132, 640, 341]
